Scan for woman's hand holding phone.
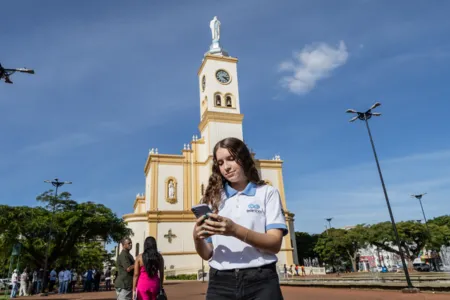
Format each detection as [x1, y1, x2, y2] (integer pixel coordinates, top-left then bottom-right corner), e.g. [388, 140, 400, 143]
[193, 215, 210, 240]
[192, 204, 222, 240]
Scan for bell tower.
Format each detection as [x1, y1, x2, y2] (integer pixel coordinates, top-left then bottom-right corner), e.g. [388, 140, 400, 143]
[197, 16, 244, 154]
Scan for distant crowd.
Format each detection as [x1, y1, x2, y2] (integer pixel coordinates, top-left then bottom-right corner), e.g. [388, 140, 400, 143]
[9, 266, 115, 298]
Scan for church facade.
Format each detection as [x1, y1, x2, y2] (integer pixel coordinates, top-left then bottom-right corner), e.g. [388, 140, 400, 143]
[121, 18, 298, 274]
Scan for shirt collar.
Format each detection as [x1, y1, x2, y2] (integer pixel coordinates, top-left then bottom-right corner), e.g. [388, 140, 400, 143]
[224, 182, 257, 198]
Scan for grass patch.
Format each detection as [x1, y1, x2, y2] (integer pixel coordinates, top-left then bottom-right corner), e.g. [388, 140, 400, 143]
[165, 274, 197, 280]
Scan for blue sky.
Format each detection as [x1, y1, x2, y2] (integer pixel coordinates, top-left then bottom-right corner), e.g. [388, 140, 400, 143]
[1, 1, 450, 240]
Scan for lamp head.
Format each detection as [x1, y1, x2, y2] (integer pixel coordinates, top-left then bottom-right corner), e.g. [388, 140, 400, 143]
[370, 102, 381, 110]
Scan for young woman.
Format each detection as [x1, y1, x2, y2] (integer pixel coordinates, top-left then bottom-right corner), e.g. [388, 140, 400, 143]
[132, 237, 165, 300]
[193, 137, 287, 300]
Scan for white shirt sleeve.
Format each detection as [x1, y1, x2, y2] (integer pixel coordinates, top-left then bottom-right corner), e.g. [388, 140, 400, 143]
[265, 186, 288, 236]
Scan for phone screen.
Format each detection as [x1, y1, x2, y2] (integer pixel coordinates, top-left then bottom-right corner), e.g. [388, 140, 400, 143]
[191, 204, 212, 219]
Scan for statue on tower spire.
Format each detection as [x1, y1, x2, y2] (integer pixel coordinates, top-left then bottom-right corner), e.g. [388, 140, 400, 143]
[207, 16, 228, 57]
[210, 16, 221, 42]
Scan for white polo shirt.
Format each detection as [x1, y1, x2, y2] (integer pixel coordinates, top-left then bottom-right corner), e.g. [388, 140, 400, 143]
[207, 182, 288, 270]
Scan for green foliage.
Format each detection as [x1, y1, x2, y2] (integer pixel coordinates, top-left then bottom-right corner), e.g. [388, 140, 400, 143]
[0, 190, 132, 270]
[367, 221, 434, 260]
[314, 229, 344, 266]
[313, 225, 368, 271]
[295, 232, 319, 263]
[165, 274, 197, 280]
[429, 215, 450, 228]
[311, 219, 449, 268]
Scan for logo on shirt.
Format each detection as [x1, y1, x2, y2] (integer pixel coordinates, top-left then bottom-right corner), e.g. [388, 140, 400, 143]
[247, 203, 263, 214]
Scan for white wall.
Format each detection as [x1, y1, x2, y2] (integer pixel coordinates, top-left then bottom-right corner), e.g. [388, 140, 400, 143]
[198, 128, 210, 161]
[197, 163, 212, 205]
[259, 168, 279, 190]
[164, 254, 203, 271]
[127, 221, 147, 259]
[157, 164, 184, 211]
[158, 222, 196, 253]
[145, 167, 152, 211]
[208, 121, 243, 154]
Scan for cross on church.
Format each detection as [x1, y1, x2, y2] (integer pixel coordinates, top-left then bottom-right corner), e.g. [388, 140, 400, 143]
[164, 229, 177, 243]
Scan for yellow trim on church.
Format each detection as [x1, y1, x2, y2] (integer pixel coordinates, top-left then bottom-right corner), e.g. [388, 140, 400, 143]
[144, 154, 184, 175]
[198, 54, 238, 76]
[198, 111, 244, 132]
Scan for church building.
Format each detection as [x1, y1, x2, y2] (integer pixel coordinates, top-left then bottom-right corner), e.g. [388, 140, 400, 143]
[120, 17, 298, 274]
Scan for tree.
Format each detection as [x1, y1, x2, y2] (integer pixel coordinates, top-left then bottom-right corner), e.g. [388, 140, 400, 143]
[295, 232, 319, 265]
[427, 223, 450, 251]
[314, 229, 347, 270]
[314, 226, 368, 272]
[70, 242, 109, 271]
[0, 190, 132, 270]
[429, 215, 450, 228]
[334, 225, 368, 272]
[366, 221, 428, 261]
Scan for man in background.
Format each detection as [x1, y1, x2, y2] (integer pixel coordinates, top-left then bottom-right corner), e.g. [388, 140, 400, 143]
[115, 238, 134, 300]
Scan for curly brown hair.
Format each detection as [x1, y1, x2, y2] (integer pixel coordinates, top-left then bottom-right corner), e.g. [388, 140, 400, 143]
[202, 137, 265, 212]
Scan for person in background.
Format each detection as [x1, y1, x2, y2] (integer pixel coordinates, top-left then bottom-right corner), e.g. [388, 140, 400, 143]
[71, 269, 78, 293]
[37, 268, 43, 294]
[32, 269, 38, 295]
[132, 236, 165, 300]
[105, 267, 112, 291]
[84, 268, 93, 292]
[10, 269, 19, 298]
[49, 268, 57, 293]
[27, 269, 33, 295]
[19, 268, 29, 296]
[63, 267, 71, 293]
[115, 238, 135, 300]
[58, 267, 65, 294]
[94, 269, 101, 291]
[295, 265, 299, 276]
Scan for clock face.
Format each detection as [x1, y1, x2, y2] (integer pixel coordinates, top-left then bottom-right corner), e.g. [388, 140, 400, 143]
[201, 75, 206, 92]
[215, 69, 231, 84]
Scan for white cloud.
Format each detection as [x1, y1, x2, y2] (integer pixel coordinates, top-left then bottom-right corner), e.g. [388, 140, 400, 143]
[279, 41, 349, 95]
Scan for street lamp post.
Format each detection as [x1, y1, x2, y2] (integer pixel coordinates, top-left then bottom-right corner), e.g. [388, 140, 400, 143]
[41, 178, 72, 295]
[326, 218, 333, 230]
[346, 103, 417, 292]
[411, 193, 430, 233]
[325, 218, 336, 272]
[411, 193, 438, 271]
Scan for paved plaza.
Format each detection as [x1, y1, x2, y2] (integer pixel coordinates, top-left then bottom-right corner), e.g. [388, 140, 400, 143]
[23, 282, 450, 300]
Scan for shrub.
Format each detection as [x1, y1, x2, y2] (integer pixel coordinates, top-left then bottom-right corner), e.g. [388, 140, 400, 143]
[165, 274, 197, 280]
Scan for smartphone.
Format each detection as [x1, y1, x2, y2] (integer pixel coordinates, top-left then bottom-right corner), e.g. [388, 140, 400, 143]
[191, 203, 212, 219]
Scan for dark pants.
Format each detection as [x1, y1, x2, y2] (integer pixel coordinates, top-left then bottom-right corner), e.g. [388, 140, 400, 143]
[105, 279, 111, 291]
[49, 280, 55, 293]
[206, 263, 283, 300]
[84, 280, 92, 292]
[94, 280, 100, 291]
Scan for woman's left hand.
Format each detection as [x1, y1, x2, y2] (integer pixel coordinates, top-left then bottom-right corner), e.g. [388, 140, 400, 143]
[202, 213, 237, 236]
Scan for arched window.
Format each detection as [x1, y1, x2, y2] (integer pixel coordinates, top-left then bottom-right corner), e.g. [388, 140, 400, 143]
[226, 96, 232, 107]
[215, 94, 222, 106]
[135, 243, 140, 257]
[201, 183, 205, 196]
